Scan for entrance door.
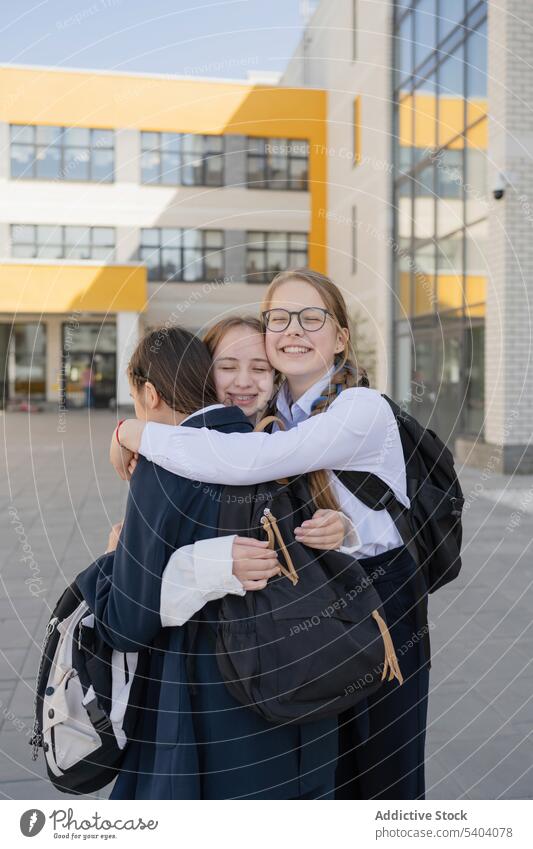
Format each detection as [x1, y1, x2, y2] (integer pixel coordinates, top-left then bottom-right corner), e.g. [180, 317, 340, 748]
[0, 323, 47, 408]
[61, 323, 116, 409]
[63, 352, 116, 408]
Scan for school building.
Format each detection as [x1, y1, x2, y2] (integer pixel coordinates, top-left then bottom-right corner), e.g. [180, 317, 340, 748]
[1, 0, 532, 472]
[0, 65, 326, 408]
[283, 0, 533, 473]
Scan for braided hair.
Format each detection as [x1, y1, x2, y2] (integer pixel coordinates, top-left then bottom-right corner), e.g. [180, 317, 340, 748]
[307, 354, 369, 511]
[261, 268, 370, 512]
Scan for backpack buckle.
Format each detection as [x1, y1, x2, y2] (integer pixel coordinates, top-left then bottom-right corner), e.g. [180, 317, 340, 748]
[378, 489, 396, 509]
[84, 698, 111, 733]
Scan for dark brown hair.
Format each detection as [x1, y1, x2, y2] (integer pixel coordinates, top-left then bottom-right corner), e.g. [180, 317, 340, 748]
[262, 268, 370, 512]
[128, 325, 218, 415]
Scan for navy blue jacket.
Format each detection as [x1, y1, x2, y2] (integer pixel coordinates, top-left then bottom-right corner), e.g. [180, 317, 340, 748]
[77, 406, 338, 799]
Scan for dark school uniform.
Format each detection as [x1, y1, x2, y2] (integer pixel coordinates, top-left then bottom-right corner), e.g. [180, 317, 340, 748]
[77, 405, 338, 800]
[335, 544, 430, 799]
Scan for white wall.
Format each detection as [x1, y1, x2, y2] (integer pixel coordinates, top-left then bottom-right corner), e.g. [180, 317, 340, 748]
[116, 312, 141, 406]
[282, 0, 394, 391]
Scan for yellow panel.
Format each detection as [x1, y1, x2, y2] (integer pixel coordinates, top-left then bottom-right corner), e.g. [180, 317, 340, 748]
[0, 263, 147, 313]
[465, 302, 485, 318]
[466, 99, 488, 129]
[413, 274, 436, 316]
[466, 118, 488, 150]
[396, 270, 411, 317]
[398, 94, 414, 147]
[437, 274, 463, 311]
[399, 93, 487, 151]
[0, 66, 328, 275]
[465, 274, 486, 308]
[353, 97, 361, 166]
[414, 91, 437, 151]
[438, 98, 465, 148]
[0, 67, 323, 136]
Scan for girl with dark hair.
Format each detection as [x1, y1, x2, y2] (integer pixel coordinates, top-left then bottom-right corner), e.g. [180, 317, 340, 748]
[112, 269, 431, 800]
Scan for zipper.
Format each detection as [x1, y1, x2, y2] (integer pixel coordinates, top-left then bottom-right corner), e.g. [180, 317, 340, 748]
[261, 507, 299, 585]
[30, 616, 59, 761]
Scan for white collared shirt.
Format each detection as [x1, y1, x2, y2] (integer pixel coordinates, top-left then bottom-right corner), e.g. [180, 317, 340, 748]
[144, 379, 408, 595]
[272, 371, 405, 556]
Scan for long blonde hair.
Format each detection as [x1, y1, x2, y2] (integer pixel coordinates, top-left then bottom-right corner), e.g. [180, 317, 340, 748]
[261, 268, 369, 511]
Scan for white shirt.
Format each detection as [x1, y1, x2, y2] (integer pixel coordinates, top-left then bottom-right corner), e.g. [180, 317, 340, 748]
[149, 381, 409, 627]
[272, 373, 406, 556]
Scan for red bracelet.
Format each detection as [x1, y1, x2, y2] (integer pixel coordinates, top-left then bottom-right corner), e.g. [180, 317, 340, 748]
[115, 419, 126, 446]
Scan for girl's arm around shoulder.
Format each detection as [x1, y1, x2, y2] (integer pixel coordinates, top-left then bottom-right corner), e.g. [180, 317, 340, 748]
[127, 387, 395, 485]
[121, 387, 395, 485]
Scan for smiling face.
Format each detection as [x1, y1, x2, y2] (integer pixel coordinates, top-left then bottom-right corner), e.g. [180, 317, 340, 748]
[211, 325, 275, 419]
[263, 278, 349, 399]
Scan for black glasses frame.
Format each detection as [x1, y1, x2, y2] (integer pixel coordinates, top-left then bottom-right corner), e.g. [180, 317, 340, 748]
[261, 307, 332, 332]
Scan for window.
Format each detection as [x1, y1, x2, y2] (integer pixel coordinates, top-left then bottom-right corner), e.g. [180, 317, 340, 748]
[246, 232, 308, 284]
[353, 97, 362, 166]
[395, 10, 413, 84]
[414, 0, 437, 70]
[10, 125, 114, 181]
[140, 132, 225, 186]
[246, 138, 308, 190]
[352, 0, 358, 60]
[438, 0, 466, 45]
[351, 205, 357, 274]
[139, 228, 224, 281]
[11, 225, 115, 261]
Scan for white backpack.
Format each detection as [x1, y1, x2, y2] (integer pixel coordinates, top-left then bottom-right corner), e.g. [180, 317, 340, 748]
[31, 581, 147, 794]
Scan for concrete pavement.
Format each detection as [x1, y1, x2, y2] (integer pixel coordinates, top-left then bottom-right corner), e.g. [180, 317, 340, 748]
[0, 410, 531, 799]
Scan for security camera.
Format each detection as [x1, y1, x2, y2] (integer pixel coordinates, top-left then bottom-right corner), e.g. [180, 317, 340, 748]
[492, 172, 508, 201]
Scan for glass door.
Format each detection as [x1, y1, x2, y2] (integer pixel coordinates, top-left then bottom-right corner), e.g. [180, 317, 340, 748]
[61, 323, 116, 409]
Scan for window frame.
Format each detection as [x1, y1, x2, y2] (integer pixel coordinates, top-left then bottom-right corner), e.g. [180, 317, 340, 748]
[10, 224, 116, 261]
[246, 137, 309, 191]
[9, 125, 114, 182]
[245, 231, 308, 284]
[139, 227, 225, 282]
[140, 132, 225, 187]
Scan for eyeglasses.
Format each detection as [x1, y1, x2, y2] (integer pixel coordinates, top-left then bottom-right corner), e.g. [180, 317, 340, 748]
[261, 307, 332, 333]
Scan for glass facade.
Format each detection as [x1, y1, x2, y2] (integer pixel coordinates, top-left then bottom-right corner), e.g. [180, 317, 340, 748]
[139, 228, 224, 282]
[10, 125, 114, 182]
[140, 132, 225, 186]
[392, 0, 488, 441]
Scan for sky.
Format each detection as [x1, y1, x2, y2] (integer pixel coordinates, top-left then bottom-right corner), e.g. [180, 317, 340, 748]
[0, 0, 308, 79]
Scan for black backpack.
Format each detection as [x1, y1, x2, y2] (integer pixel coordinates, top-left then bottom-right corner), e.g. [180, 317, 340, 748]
[30, 580, 148, 795]
[335, 394, 464, 668]
[214, 476, 404, 725]
[336, 394, 464, 596]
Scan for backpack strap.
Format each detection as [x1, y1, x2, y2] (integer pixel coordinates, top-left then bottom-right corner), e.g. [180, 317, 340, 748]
[335, 470, 419, 567]
[335, 469, 431, 669]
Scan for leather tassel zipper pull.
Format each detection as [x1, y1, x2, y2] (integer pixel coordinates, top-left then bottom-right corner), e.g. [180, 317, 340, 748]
[261, 508, 299, 585]
[372, 609, 404, 685]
